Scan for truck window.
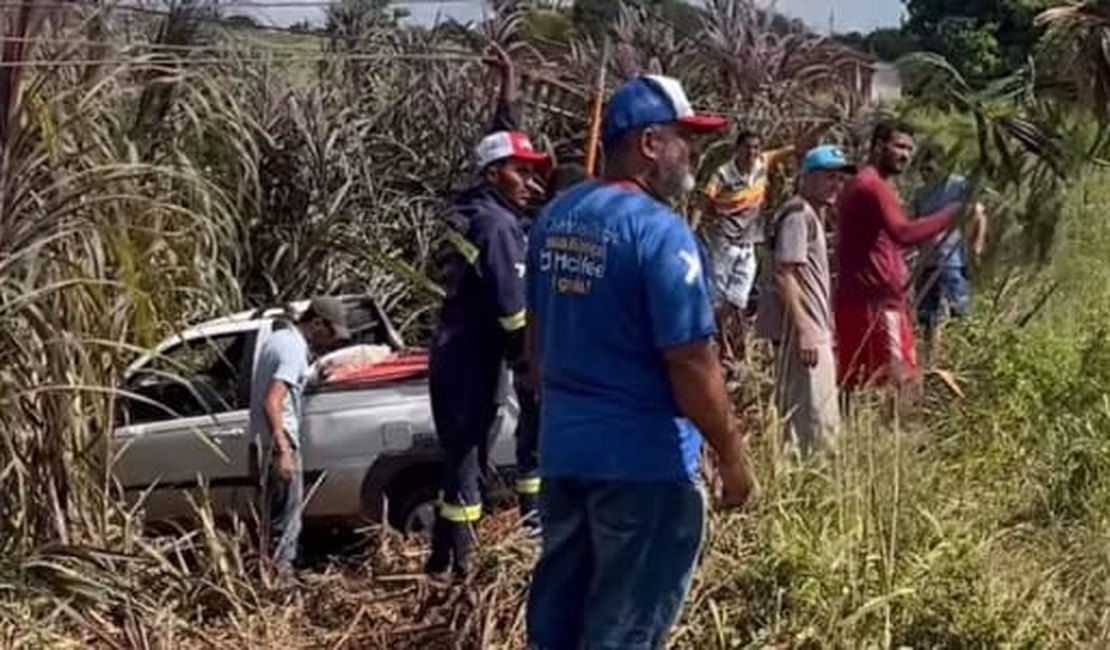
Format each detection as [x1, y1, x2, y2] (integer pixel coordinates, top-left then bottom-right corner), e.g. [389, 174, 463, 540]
[118, 331, 256, 426]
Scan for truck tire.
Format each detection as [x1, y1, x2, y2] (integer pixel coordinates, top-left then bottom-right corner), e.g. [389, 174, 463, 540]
[385, 473, 440, 538]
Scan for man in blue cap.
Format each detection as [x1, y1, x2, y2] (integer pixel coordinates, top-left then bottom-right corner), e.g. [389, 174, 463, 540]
[756, 145, 855, 457]
[524, 74, 756, 649]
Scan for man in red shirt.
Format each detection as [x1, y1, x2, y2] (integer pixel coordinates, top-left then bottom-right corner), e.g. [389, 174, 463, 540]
[834, 120, 963, 390]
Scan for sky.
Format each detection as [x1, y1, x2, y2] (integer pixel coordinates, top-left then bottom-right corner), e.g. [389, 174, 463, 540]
[247, 1, 905, 34]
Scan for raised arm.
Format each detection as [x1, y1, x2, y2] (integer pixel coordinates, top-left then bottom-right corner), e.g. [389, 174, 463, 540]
[690, 169, 725, 231]
[872, 180, 961, 246]
[764, 145, 795, 172]
[486, 42, 519, 133]
[969, 201, 988, 261]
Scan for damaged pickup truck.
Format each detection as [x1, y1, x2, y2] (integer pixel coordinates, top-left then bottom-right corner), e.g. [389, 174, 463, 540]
[111, 294, 519, 535]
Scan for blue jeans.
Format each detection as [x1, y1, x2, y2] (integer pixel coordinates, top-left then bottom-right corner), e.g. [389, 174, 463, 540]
[262, 448, 304, 575]
[526, 478, 706, 650]
[917, 265, 970, 328]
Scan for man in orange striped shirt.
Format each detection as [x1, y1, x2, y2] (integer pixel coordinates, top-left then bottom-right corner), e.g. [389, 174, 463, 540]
[697, 130, 791, 359]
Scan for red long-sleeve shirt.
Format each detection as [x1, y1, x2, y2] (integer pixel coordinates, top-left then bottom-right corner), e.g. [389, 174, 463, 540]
[834, 166, 960, 308]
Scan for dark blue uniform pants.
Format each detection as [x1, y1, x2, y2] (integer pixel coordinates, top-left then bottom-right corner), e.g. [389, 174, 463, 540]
[513, 373, 541, 524]
[427, 347, 500, 576]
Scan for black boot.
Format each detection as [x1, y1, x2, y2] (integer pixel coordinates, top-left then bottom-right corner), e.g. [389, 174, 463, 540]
[450, 522, 475, 580]
[424, 515, 453, 576]
[519, 494, 541, 537]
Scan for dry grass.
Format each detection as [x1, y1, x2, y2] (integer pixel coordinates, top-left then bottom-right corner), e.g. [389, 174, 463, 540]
[4, 1, 1110, 648]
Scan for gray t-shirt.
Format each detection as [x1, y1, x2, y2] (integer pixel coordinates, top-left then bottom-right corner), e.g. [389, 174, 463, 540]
[756, 196, 832, 345]
[249, 326, 310, 450]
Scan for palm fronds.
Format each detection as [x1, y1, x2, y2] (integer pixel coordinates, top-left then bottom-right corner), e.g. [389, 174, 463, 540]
[1037, 0, 1110, 120]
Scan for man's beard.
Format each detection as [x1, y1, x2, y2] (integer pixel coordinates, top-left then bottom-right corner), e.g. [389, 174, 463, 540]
[649, 165, 695, 201]
[881, 156, 908, 177]
[681, 172, 695, 194]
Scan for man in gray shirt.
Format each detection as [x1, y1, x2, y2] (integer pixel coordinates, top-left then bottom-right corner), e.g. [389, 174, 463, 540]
[757, 146, 853, 457]
[249, 296, 349, 576]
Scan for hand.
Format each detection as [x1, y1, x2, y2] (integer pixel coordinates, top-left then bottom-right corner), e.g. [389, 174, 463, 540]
[317, 359, 337, 382]
[273, 446, 296, 482]
[717, 452, 757, 510]
[797, 328, 819, 368]
[716, 434, 757, 510]
[971, 202, 988, 263]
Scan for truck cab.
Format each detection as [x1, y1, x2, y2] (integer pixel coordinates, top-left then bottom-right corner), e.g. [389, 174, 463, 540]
[111, 295, 519, 535]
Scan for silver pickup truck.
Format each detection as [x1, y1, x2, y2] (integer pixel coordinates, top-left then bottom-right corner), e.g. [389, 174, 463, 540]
[111, 295, 519, 535]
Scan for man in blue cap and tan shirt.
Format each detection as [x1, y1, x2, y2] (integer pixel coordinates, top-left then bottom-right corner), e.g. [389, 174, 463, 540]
[524, 74, 756, 649]
[757, 145, 855, 457]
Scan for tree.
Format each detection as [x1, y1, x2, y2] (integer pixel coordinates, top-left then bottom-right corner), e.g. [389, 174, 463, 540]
[224, 14, 258, 29]
[902, 0, 1052, 81]
[834, 27, 918, 61]
[325, 0, 408, 37]
[1037, 1, 1110, 121]
[866, 27, 918, 61]
[289, 19, 315, 34]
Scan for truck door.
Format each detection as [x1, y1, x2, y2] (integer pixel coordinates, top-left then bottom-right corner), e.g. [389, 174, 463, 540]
[112, 328, 256, 525]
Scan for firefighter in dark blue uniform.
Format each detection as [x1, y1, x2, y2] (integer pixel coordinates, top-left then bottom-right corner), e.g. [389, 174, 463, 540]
[425, 47, 550, 578]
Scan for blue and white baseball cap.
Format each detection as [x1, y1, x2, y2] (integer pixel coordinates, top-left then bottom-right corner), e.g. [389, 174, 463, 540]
[800, 144, 856, 175]
[602, 75, 727, 146]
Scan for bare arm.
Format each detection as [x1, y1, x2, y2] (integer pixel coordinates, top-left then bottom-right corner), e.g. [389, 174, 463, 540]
[662, 340, 744, 465]
[776, 264, 817, 340]
[873, 181, 961, 246]
[263, 380, 291, 453]
[969, 201, 988, 259]
[690, 176, 722, 232]
[496, 47, 515, 112]
[765, 146, 795, 172]
[486, 41, 518, 131]
[689, 206, 705, 232]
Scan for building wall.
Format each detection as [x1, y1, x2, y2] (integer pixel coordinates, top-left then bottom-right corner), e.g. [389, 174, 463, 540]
[870, 62, 903, 103]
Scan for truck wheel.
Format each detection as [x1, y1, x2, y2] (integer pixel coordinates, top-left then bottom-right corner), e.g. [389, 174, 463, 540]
[387, 482, 439, 538]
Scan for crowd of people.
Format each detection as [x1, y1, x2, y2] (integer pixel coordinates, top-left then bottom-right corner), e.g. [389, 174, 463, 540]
[245, 53, 988, 648]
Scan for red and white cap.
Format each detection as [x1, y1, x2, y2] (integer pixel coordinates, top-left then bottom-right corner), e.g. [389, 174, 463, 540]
[475, 130, 552, 172]
[602, 74, 727, 145]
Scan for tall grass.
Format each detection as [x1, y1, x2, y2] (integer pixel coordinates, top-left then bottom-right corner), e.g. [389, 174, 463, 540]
[5, 0, 1110, 647]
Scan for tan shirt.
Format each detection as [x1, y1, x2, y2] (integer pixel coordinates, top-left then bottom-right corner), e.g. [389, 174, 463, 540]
[756, 196, 832, 345]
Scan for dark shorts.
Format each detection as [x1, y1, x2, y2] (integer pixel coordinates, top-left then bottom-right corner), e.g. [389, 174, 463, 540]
[526, 478, 706, 650]
[916, 266, 971, 328]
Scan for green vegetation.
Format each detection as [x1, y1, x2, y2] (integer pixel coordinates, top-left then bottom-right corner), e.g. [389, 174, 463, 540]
[844, 0, 1053, 84]
[4, 0, 1110, 647]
